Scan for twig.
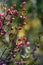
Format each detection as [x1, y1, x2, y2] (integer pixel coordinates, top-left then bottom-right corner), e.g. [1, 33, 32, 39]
[1, 48, 7, 58]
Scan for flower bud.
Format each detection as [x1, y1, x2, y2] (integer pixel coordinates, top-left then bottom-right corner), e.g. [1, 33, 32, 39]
[26, 42, 30, 46]
[0, 21, 2, 29]
[13, 4, 16, 8]
[22, 1, 26, 5]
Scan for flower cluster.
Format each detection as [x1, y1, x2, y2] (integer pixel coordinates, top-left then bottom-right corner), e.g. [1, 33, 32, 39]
[0, 1, 40, 65]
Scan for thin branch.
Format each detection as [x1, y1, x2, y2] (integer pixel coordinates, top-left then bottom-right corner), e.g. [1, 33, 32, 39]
[1, 48, 7, 58]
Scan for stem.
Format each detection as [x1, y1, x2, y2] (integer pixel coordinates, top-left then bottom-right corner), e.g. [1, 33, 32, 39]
[1, 48, 7, 58]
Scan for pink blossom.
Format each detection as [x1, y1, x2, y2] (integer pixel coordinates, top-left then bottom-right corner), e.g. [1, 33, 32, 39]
[1, 13, 5, 17]
[16, 13, 20, 17]
[23, 22, 26, 25]
[23, 37, 27, 41]
[23, 16, 27, 20]
[1, 29, 6, 36]
[18, 42, 25, 48]
[7, 9, 10, 13]
[0, 21, 2, 29]
[11, 10, 17, 14]
[18, 26, 22, 30]
[22, 1, 26, 5]
[13, 4, 16, 8]
[7, 9, 11, 15]
[22, 8, 26, 12]
[26, 42, 30, 46]
[18, 38, 21, 41]
[1, 32, 5, 36]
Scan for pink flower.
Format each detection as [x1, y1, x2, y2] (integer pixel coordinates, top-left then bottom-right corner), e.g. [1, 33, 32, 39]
[22, 8, 26, 12]
[7, 56, 11, 61]
[7, 9, 11, 14]
[7, 9, 10, 13]
[1, 32, 5, 36]
[11, 10, 17, 14]
[22, 1, 26, 5]
[26, 42, 30, 46]
[16, 12, 20, 17]
[23, 16, 27, 20]
[12, 17, 15, 20]
[0, 30, 6, 36]
[18, 26, 22, 30]
[23, 37, 27, 41]
[18, 42, 25, 48]
[13, 4, 16, 8]
[23, 22, 26, 25]
[0, 21, 2, 29]
[7, 22, 11, 27]
[18, 38, 21, 41]
[1, 13, 5, 17]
